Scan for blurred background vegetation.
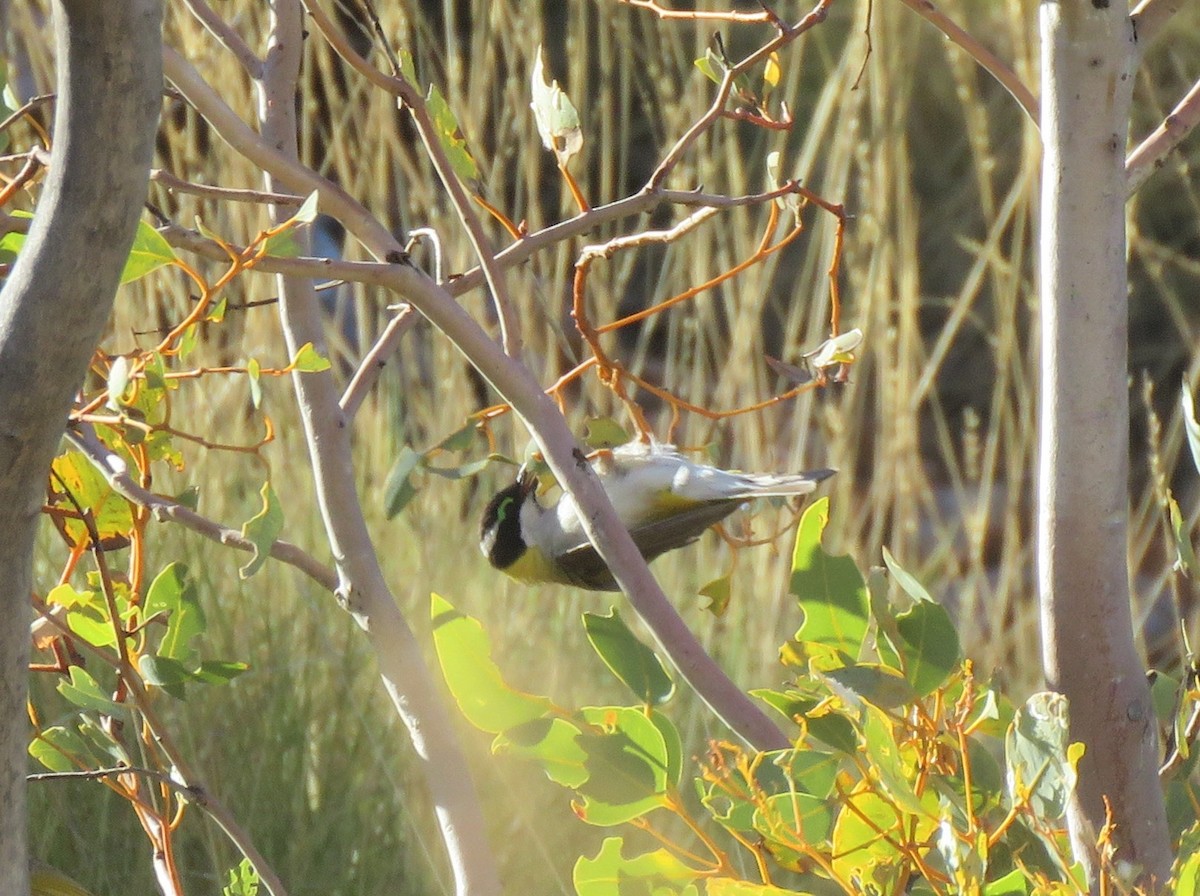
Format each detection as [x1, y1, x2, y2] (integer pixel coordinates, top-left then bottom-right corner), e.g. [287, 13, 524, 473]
[5, 0, 1200, 892]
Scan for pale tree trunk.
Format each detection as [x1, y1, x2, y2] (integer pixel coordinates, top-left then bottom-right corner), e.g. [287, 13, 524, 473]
[0, 1, 162, 892]
[1037, 0, 1170, 886]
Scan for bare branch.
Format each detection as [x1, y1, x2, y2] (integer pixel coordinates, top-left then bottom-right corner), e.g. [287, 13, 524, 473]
[1131, 0, 1184, 50]
[892, 0, 1039, 127]
[180, 0, 263, 78]
[339, 306, 419, 418]
[301, 0, 523, 356]
[64, 426, 338, 591]
[1126, 77, 1200, 196]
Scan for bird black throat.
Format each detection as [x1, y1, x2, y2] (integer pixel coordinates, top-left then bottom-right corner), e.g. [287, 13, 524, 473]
[480, 477, 530, 569]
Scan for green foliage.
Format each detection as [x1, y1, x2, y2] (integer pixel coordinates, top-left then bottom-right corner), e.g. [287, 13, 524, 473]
[433, 499, 1193, 895]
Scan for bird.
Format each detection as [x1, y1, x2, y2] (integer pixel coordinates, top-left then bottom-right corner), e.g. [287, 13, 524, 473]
[479, 441, 835, 591]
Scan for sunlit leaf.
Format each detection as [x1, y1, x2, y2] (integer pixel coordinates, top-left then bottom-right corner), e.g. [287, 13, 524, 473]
[574, 837, 699, 896]
[493, 717, 588, 787]
[431, 593, 552, 734]
[144, 562, 205, 661]
[239, 482, 283, 578]
[290, 342, 331, 373]
[791, 498, 870, 658]
[384, 446, 422, 518]
[583, 609, 674, 705]
[1005, 692, 1075, 822]
[57, 666, 121, 714]
[119, 220, 176, 284]
[426, 84, 479, 183]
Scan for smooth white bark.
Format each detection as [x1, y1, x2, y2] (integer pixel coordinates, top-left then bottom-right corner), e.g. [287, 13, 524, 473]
[1038, 1, 1170, 885]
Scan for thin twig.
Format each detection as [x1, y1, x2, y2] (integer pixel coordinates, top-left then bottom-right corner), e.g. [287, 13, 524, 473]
[302, 0, 524, 358]
[64, 425, 337, 591]
[0, 92, 55, 137]
[648, 0, 835, 188]
[339, 305, 419, 418]
[151, 168, 304, 205]
[180, 0, 263, 78]
[891, 0, 1039, 127]
[1126, 77, 1200, 196]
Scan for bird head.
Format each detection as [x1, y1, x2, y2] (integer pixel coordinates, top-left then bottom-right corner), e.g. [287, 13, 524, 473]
[479, 466, 539, 572]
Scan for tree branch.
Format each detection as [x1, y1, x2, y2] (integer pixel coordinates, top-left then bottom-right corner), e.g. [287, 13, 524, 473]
[64, 426, 337, 590]
[893, 0, 1039, 127]
[0, 1, 162, 893]
[1126, 76, 1200, 196]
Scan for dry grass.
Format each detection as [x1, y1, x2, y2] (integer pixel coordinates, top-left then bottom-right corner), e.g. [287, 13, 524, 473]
[8, 0, 1200, 892]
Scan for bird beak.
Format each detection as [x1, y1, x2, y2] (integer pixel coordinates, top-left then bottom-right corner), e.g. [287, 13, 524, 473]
[516, 464, 538, 498]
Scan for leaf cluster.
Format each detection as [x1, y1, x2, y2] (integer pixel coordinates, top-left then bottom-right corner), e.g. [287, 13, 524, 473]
[435, 499, 1200, 895]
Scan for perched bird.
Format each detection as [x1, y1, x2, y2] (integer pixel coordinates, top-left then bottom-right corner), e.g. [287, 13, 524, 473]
[480, 441, 834, 591]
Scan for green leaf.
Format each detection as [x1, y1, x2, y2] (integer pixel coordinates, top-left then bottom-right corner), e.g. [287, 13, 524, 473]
[29, 726, 92, 773]
[859, 704, 923, 814]
[247, 357, 262, 409]
[192, 660, 250, 684]
[262, 228, 301, 258]
[396, 49, 417, 84]
[751, 687, 858, 753]
[139, 654, 192, 699]
[1005, 691, 1075, 822]
[290, 342, 331, 373]
[831, 788, 925, 890]
[1173, 824, 1200, 896]
[583, 418, 629, 450]
[292, 190, 319, 224]
[893, 600, 960, 696]
[67, 611, 118, 648]
[574, 837, 699, 896]
[384, 446, 423, 518]
[119, 220, 177, 284]
[46, 583, 97, 610]
[206, 296, 228, 323]
[1170, 497, 1197, 575]
[431, 593, 552, 733]
[698, 571, 733, 616]
[436, 421, 481, 453]
[179, 322, 198, 360]
[223, 857, 261, 896]
[791, 498, 870, 658]
[57, 666, 121, 714]
[423, 457, 491, 481]
[239, 482, 283, 578]
[583, 609, 674, 705]
[883, 547, 962, 695]
[983, 868, 1033, 895]
[50, 451, 134, 546]
[493, 717, 588, 787]
[426, 84, 479, 183]
[823, 663, 915, 709]
[753, 792, 835, 866]
[144, 562, 205, 661]
[575, 706, 671, 825]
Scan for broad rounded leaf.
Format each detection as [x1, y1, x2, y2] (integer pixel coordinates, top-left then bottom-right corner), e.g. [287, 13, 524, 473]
[791, 498, 869, 658]
[583, 609, 674, 705]
[431, 594, 551, 734]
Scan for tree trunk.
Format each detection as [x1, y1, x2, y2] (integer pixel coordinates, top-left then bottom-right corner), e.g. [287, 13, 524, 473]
[1037, 0, 1170, 886]
[0, 1, 161, 892]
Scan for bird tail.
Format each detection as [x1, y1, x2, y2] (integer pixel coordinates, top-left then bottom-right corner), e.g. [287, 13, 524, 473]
[737, 468, 836, 497]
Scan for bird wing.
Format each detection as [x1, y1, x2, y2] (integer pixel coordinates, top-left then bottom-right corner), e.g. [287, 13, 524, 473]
[554, 500, 739, 591]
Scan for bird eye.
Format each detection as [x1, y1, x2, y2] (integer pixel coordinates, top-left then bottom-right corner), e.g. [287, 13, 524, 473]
[495, 496, 514, 524]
